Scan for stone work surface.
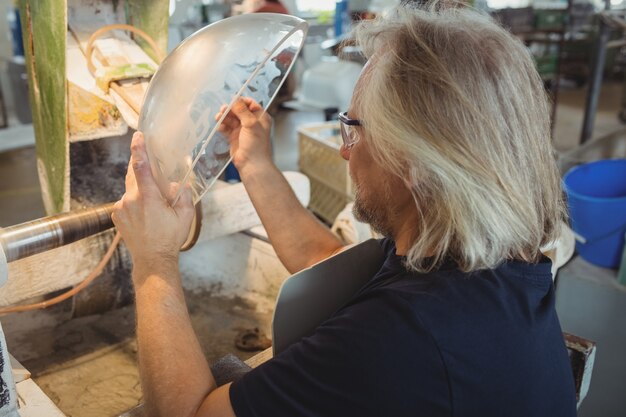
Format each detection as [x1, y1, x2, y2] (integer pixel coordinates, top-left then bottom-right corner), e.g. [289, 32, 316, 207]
[3, 291, 272, 417]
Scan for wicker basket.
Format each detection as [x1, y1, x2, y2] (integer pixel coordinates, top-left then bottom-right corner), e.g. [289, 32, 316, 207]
[298, 122, 355, 223]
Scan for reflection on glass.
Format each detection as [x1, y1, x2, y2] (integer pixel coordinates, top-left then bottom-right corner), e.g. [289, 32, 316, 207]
[139, 13, 308, 203]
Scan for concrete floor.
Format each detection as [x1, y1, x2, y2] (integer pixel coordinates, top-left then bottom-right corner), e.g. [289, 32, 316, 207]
[553, 81, 625, 151]
[0, 80, 623, 416]
[2, 291, 272, 417]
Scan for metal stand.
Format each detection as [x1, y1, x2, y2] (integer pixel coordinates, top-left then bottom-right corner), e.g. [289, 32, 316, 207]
[0, 203, 114, 263]
[580, 0, 612, 144]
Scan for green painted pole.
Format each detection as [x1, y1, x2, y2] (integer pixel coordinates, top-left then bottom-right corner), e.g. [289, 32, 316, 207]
[18, 0, 68, 214]
[127, 0, 169, 61]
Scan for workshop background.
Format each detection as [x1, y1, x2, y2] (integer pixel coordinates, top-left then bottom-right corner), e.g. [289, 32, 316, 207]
[0, 0, 624, 416]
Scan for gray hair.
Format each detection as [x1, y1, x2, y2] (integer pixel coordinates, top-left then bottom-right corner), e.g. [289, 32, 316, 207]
[352, 2, 566, 272]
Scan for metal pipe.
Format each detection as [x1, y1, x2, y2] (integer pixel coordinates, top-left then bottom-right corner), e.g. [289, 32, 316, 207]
[0, 203, 115, 263]
[580, 0, 612, 144]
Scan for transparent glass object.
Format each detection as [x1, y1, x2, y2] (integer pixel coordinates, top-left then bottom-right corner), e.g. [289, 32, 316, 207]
[139, 14, 308, 203]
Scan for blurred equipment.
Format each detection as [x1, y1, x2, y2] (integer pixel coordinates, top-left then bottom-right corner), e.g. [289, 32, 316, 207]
[334, 0, 351, 37]
[293, 59, 362, 113]
[6, 57, 31, 124]
[581, 0, 626, 143]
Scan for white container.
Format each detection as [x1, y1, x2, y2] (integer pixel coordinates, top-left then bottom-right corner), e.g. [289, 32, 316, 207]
[297, 58, 362, 111]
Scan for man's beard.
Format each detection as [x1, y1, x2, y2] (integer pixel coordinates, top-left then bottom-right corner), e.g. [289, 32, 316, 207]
[352, 179, 395, 237]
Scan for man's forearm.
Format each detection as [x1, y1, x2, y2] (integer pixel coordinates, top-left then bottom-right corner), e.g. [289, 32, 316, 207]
[134, 262, 215, 417]
[239, 162, 344, 273]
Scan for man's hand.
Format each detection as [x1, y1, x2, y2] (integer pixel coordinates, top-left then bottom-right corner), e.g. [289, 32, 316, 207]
[216, 97, 273, 174]
[215, 99, 344, 273]
[112, 132, 195, 279]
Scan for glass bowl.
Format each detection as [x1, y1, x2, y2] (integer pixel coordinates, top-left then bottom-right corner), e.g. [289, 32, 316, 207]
[139, 13, 308, 203]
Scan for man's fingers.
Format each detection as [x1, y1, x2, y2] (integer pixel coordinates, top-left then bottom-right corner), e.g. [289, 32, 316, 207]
[218, 113, 240, 132]
[174, 184, 194, 216]
[168, 183, 195, 242]
[242, 97, 263, 113]
[214, 105, 228, 122]
[130, 132, 159, 195]
[166, 182, 182, 203]
[217, 98, 265, 131]
[230, 98, 259, 127]
[125, 155, 137, 191]
[242, 97, 267, 127]
[111, 199, 123, 227]
[259, 112, 272, 130]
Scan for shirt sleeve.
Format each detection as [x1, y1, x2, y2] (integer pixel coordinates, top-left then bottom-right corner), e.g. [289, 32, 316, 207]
[229, 290, 451, 417]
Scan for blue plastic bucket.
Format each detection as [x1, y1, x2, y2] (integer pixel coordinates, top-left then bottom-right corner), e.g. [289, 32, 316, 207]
[564, 159, 626, 268]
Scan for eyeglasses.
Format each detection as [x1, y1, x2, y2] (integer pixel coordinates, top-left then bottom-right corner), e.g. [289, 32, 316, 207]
[338, 112, 362, 149]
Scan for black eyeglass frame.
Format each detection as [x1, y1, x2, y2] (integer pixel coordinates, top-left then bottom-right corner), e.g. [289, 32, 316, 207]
[338, 112, 362, 148]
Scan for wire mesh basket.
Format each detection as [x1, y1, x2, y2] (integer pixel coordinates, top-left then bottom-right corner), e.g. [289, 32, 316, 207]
[298, 122, 355, 223]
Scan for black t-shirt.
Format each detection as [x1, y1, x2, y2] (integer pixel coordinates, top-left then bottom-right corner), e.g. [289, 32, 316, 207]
[230, 239, 577, 417]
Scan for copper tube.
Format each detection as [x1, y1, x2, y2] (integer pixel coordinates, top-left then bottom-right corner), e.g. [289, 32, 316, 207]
[0, 232, 122, 315]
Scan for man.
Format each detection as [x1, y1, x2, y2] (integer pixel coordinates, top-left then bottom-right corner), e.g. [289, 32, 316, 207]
[112, 4, 577, 417]
[253, 0, 289, 14]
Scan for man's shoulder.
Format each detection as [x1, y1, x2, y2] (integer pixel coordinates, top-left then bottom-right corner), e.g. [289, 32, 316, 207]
[357, 257, 556, 332]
